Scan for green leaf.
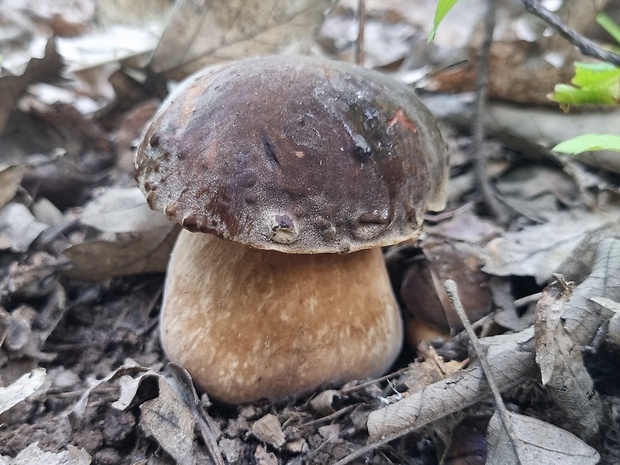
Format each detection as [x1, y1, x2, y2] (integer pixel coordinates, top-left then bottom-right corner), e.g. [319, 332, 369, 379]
[552, 134, 620, 154]
[428, 0, 460, 43]
[571, 62, 620, 95]
[596, 13, 620, 45]
[551, 83, 618, 106]
[549, 62, 620, 107]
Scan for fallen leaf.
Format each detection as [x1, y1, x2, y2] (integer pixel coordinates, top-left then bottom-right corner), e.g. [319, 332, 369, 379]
[0, 368, 46, 415]
[561, 238, 620, 347]
[69, 359, 149, 426]
[534, 280, 572, 385]
[19, 0, 96, 37]
[589, 297, 620, 347]
[483, 207, 620, 284]
[401, 238, 491, 336]
[0, 165, 26, 209]
[252, 414, 285, 449]
[62, 225, 178, 281]
[366, 328, 537, 442]
[150, 0, 331, 78]
[95, 0, 173, 27]
[0, 203, 48, 253]
[428, 210, 501, 243]
[80, 187, 171, 233]
[63, 187, 179, 280]
[557, 221, 620, 284]
[495, 165, 579, 217]
[56, 25, 160, 73]
[0, 443, 91, 465]
[0, 39, 63, 135]
[535, 280, 603, 441]
[140, 375, 200, 465]
[486, 411, 599, 465]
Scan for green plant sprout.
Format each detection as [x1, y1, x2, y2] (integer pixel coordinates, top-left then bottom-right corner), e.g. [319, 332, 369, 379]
[428, 0, 460, 42]
[549, 62, 620, 108]
[550, 13, 620, 154]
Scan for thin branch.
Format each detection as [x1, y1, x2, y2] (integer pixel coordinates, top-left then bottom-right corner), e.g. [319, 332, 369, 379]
[355, 0, 366, 66]
[521, 0, 620, 65]
[471, 0, 507, 222]
[444, 279, 525, 464]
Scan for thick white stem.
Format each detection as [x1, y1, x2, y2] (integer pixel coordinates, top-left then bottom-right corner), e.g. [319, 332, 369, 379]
[161, 230, 403, 404]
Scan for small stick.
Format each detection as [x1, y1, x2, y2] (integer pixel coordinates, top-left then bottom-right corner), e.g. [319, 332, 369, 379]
[355, 0, 365, 66]
[513, 292, 542, 308]
[444, 279, 524, 463]
[339, 367, 409, 395]
[521, 0, 620, 65]
[471, 0, 507, 222]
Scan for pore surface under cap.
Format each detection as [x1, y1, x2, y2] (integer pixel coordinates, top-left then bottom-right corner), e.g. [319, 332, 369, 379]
[135, 56, 447, 253]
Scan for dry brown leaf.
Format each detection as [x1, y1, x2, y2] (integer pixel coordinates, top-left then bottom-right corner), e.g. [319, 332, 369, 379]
[80, 187, 171, 233]
[495, 165, 578, 217]
[534, 280, 572, 385]
[150, 0, 331, 78]
[561, 238, 620, 347]
[140, 375, 203, 465]
[0, 443, 91, 465]
[0, 165, 26, 209]
[428, 210, 501, 244]
[401, 346, 467, 393]
[535, 279, 603, 441]
[252, 414, 285, 449]
[590, 297, 620, 345]
[0, 39, 63, 135]
[521, 238, 620, 443]
[366, 328, 537, 442]
[486, 411, 599, 465]
[69, 359, 149, 426]
[63, 187, 179, 280]
[63, 226, 178, 281]
[0, 203, 48, 253]
[95, 0, 173, 27]
[558, 222, 620, 283]
[56, 25, 160, 74]
[0, 368, 46, 415]
[483, 207, 620, 285]
[18, 0, 96, 37]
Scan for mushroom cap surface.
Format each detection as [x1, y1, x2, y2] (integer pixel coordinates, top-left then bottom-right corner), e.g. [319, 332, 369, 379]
[135, 55, 448, 253]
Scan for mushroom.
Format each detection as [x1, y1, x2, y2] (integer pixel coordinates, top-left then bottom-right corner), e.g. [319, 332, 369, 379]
[135, 55, 448, 404]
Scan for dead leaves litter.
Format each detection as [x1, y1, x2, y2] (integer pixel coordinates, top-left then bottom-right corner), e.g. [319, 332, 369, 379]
[486, 411, 599, 465]
[0, 368, 46, 415]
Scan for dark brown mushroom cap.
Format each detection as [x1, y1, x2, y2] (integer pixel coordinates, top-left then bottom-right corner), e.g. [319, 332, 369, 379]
[135, 56, 448, 253]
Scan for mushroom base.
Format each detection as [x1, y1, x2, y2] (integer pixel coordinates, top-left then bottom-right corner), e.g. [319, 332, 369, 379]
[161, 231, 403, 404]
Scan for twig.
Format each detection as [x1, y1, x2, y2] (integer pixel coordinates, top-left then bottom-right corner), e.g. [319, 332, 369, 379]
[339, 367, 409, 395]
[355, 0, 365, 66]
[471, 0, 507, 222]
[444, 279, 524, 464]
[513, 292, 542, 308]
[521, 0, 620, 66]
[297, 404, 358, 429]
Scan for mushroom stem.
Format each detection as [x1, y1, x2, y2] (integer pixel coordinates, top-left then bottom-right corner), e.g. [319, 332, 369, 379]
[161, 230, 403, 404]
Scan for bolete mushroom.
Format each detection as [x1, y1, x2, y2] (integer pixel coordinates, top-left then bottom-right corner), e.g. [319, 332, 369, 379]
[135, 55, 448, 404]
